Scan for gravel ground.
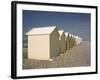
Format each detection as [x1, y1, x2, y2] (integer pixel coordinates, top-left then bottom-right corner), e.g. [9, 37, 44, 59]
[23, 41, 91, 69]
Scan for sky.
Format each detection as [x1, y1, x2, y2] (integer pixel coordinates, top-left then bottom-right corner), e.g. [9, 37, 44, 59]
[23, 10, 91, 41]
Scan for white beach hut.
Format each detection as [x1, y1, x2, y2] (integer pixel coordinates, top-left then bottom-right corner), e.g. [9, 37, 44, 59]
[67, 33, 76, 49]
[65, 32, 70, 50]
[74, 36, 79, 45]
[71, 34, 76, 47]
[58, 30, 66, 53]
[78, 37, 83, 44]
[26, 26, 59, 61]
[74, 36, 82, 45]
[69, 33, 73, 49]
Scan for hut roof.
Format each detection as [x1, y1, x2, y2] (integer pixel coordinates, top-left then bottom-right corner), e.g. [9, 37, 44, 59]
[58, 30, 64, 36]
[26, 26, 56, 35]
[65, 32, 69, 37]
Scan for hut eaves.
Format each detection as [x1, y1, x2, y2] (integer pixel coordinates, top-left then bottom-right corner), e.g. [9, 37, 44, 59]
[26, 26, 56, 35]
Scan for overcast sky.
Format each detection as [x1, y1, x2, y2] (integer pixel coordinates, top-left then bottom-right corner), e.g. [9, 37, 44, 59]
[23, 10, 90, 41]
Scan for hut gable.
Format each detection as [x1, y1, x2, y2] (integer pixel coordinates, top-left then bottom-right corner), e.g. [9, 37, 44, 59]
[74, 36, 82, 45]
[26, 26, 59, 61]
[50, 27, 60, 58]
[58, 30, 66, 53]
[65, 32, 69, 37]
[59, 30, 65, 39]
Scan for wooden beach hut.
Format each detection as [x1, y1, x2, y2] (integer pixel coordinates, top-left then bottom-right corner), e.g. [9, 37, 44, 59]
[71, 34, 76, 47]
[26, 26, 59, 61]
[74, 36, 82, 45]
[58, 30, 66, 53]
[65, 32, 70, 50]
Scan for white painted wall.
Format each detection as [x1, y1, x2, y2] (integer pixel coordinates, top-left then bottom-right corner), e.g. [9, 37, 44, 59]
[28, 35, 50, 60]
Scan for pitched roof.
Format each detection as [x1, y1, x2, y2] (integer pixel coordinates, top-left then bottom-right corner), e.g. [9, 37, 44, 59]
[26, 26, 56, 35]
[75, 36, 79, 39]
[65, 32, 69, 37]
[71, 34, 76, 38]
[58, 30, 64, 36]
[69, 33, 72, 37]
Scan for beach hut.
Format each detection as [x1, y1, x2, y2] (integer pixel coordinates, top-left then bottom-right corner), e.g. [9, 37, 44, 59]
[71, 34, 76, 47]
[58, 30, 66, 53]
[67, 33, 76, 49]
[78, 37, 82, 44]
[65, 32, 70, 50]
[26, 26, 59, 61]
[74, 36, 78, 45]
[74, 36, 82, 45]
[69, 33, 73, 49]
